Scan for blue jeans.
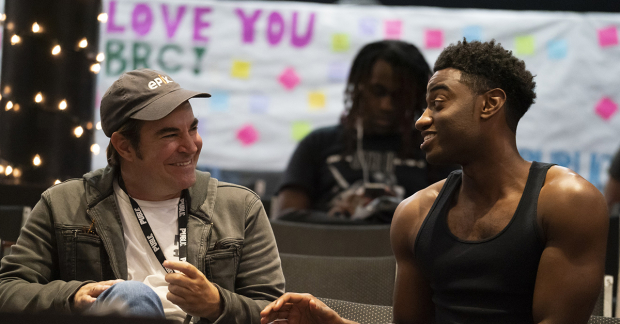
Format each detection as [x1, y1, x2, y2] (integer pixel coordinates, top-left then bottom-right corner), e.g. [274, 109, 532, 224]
[89, 281, 165, 318]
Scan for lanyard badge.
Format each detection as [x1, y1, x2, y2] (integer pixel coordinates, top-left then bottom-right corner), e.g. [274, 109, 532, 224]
[120, 177, 189, 273]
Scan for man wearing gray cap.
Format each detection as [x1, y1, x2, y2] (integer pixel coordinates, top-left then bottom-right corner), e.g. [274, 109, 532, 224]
[0, 69, 285, 323]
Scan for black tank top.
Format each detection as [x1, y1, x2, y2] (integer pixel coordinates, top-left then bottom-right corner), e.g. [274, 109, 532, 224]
[414, 162, 553, 324]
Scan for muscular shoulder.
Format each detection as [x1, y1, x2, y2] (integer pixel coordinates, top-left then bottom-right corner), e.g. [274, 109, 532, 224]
[391, 180, 446, 256]
[538, 166, 608, 240]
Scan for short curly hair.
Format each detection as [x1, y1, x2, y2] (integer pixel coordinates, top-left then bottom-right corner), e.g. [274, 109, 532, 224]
[434, 39, 536, 132]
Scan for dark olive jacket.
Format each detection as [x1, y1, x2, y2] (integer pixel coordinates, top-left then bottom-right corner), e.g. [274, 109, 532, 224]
[0, 165, 284, 323]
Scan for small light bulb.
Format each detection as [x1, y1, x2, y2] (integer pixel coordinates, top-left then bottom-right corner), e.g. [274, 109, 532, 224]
[7, 22, 14, 30]
[90, 63, 101, 74]
[4, 86, 11, 95]
[98, 13, 108, 23]
[0, 94, 3, 100]
[5, 165, 13, 176]
[96, 52, 105, 62]
[74, 126, 84, 138]
[10, 34, 20, 45]
[0, 14, 6, 22]
[35, 92, 43, 103]
[12, 168, 21, 178]
[52, 45, 61, 55]
[86, 122, 93, 130]
[33, 154, 42, 166]
[54, 179, 61, 185]
[59, 100, 67, 110]
[96, 122, 102, 130]
[5, 101, 13, 110]
[32, 22, 40, 33]
[91, 144, 101, 155]
[0, 165, 4, 173]
[78, 38, 88, 48]
[13, 103, 20, 112]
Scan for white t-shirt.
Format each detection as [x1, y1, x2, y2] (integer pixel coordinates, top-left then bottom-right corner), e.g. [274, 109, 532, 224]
[113, 180, 187, 323]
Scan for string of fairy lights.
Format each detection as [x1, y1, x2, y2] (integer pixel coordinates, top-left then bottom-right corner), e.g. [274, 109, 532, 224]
[0, 11, 109, 185]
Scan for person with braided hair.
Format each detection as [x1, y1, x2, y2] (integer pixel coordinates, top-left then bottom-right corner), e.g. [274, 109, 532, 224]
[274, 40, 454, 223]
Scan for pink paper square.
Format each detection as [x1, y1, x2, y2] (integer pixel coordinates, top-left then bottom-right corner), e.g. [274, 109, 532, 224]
[384, 20, 402, 39]
[278, 67, 300, 91]
[425, 29, 443, 49]
[237, 124, 259, 146]
[595, 97, 618, 120]
[598, 26, 618, 47]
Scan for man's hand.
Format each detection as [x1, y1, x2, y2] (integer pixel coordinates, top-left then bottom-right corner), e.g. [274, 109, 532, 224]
[72, 279, 124, 312]
[164, 260, 222, 321]
[260, 293, 355, 324]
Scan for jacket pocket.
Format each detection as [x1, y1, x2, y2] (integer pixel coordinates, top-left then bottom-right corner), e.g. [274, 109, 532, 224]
[57, 225, 104, 281]
[204, 238, 243, 291]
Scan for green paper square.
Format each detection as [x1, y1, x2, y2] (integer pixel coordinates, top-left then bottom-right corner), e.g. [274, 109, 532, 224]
[332, 34, 350, 52]
[515, 36, 535, 55]
[292, 122, 312, 142]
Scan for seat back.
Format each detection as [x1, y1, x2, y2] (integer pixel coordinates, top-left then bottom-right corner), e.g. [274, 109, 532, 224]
[271, 220, 392, 257]
[318, 297, 393, 324]
[280, 253, 396, 306]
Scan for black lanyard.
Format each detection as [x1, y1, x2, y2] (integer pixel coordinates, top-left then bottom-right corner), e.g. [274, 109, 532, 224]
[119, 177, 189, 273]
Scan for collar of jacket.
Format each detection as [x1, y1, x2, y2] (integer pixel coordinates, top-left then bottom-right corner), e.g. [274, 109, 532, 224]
[83, 165, 216, 223]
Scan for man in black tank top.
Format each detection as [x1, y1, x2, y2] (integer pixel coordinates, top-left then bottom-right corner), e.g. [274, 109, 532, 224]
[260, 40, 608, 324]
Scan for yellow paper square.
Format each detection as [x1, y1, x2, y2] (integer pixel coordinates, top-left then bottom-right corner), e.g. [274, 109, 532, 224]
[231, 60, 251, 79]
[515, 36, 535, 55]
[332, 34, 350, 52]
[308, 91, 326, 110]
[292, 121, 312, 142]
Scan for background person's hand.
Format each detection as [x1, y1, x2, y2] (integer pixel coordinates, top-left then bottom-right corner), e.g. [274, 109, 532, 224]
[260, 293, 356, 324]
[164, 260, 222, 321]
[72, 279, 124, 311]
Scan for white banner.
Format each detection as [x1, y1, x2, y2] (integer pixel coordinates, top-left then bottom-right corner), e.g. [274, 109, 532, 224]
[93, 0, 620, 190]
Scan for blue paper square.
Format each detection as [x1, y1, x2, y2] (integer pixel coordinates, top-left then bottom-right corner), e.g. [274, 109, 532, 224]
[359, 18, 378, 37]
[462, 26, 482, 42]
[328, 62, 350, 82]
[547, 39, 567, 60]
[209, 91, 229, 112]
[249, 94, 269, 114]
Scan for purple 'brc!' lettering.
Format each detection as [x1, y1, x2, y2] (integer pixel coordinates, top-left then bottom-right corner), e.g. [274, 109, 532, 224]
[235, 8, 262, 44]
[162, 5, 187, 39]
[267, 11, 285, 46]
[132, 4, 153, 37]
[193, 7, 212, 42]
[291, 12, 315, 48]
[107, 1, 125, 33]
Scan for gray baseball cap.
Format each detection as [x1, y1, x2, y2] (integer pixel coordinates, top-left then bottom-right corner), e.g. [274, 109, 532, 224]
[100, 69, 211, 137]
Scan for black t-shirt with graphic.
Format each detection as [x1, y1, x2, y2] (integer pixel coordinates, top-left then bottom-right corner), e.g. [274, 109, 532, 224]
[279, 125, 455, 212]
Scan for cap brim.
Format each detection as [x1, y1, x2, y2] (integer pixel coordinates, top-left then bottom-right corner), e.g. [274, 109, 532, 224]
[131, 88, 211, 121]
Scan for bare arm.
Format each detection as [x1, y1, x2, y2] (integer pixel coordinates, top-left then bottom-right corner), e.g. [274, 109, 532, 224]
[532, 167, 609, 324]
[391, 184, 443, 324]
[273, 187, 311, 218]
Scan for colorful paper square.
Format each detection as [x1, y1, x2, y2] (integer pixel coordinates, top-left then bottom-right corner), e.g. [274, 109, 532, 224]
[384, 20, 402, 39]
[332, 34, 350, 52]
[236, 124, 259, 146]
[328, 62, 349, 82]
[462, 26, 482, 42]
[249, 94, 269, 114]
[359, 18, 378, 37]
[292, 121, 312, 142]
[515, 36, 535, 55]
[425, 29, 443, 49]
[209, 91, 229, 112]
[595, 97, 618, 120]
[598, 26, 618, 47]
[547, 39, 568, 60]
[308, 91, 326, 110]
[231, 60, 251, 79]
[278, 67, 300, 91]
